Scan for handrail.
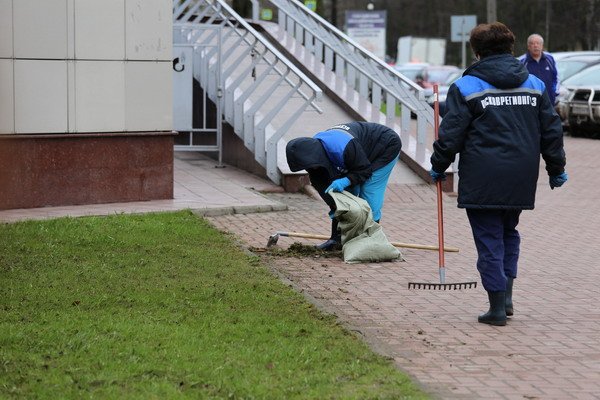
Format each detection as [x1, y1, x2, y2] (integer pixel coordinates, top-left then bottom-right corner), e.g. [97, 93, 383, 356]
[172, 0, 324, 184]
[275, 0, 423, 93]
[268, 0, 436, 136]
[174, 0, 323, 106]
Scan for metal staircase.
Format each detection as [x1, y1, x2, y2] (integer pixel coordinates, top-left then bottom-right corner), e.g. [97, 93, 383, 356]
[173, 0, 323, 184]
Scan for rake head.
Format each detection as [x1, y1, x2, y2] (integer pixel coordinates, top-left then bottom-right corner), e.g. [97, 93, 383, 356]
[408, 281, 478, 290]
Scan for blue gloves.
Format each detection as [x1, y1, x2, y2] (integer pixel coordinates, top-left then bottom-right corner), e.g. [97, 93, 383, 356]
[549, 172, 568, 189]
[429, 169, 446, 182]
[325, 177, 351, 193]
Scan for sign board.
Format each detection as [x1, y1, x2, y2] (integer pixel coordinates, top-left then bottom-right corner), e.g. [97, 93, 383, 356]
[345, 10, 387, 60]
[451, 15, 477, 42]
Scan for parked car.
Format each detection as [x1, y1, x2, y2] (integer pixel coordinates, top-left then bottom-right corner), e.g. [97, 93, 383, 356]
[552, 51, 600, 61]
[415, 65, 460, 89]
[557, 54, 600, 81]
[393, 62, 430, 83]
[394, 63, 460, 116]
[425, 69, 463, 116]
[555, 54, 600, 105]
[393, 63, 459, 88]
[556, 63, 600, 138]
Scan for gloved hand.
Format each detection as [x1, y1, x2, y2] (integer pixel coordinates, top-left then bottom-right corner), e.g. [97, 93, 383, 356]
[325, 177, 350, 193]
[549, 172, 568, 189]
[429, 169, 446, 182]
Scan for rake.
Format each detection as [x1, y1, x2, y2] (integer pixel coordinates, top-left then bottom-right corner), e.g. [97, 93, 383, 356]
[408, 85, 477, 290]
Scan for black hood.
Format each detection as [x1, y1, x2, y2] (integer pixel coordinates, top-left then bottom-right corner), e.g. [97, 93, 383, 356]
[286, 137, 333, 173]
[464, 54, 528, 89]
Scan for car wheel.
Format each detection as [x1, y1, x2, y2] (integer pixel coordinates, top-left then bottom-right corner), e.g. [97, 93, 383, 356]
[589, 128, 600, 140]
[569, 122, 587, 138]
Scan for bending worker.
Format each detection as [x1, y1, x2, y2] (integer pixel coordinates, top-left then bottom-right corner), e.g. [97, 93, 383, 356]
[286, 122, 401, 251]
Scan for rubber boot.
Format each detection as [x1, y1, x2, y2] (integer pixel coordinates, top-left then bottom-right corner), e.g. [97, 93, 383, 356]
[478, 291, 507, 326]
[505, 278, 514, 316]
[316, 219, 341, 251]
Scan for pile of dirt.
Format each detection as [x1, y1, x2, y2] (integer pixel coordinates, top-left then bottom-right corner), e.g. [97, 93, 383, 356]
[250, 242, 341, 258]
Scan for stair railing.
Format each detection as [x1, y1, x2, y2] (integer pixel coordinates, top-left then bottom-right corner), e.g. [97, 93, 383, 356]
[173, 0, 323, 183]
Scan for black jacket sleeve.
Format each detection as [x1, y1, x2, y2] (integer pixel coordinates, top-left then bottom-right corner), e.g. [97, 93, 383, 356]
[343, 140, 373, 186]
[538, 91, 566, 176]
[430, 84, 472, 173]
[307, 169, 337, 211]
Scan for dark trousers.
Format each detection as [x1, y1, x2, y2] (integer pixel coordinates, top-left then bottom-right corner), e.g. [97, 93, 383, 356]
[466, 209, 522, 292]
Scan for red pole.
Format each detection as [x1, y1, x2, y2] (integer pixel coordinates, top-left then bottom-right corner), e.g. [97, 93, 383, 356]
[433, 84, 446, 282]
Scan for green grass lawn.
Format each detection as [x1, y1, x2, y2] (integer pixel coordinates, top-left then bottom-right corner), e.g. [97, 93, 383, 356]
[0, 211, 428, 399]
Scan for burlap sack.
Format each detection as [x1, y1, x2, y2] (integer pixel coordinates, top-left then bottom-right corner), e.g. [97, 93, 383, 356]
[330, 191, 402, 264]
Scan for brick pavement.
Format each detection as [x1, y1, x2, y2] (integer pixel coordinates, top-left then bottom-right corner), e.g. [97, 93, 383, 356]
[208, 136, 600, 399]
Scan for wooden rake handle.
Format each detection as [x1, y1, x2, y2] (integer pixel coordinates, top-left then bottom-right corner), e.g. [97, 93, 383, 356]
[277, 231, 459, 252]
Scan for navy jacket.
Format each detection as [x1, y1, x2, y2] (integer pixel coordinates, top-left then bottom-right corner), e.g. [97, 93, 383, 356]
[286, 122, 401, 187]
[430, 54, 566, 210]
[519, 51, 558, 105]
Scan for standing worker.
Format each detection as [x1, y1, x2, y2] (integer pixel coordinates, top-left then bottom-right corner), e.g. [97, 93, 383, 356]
[519, 33, 559, 105]
[429, 23, 567, 326]
[286, 122, 401, 251]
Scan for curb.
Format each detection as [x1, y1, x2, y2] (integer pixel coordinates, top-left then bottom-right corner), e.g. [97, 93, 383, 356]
[192, 202, 288, 217]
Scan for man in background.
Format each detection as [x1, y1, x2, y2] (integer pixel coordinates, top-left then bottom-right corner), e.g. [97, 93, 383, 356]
[519, 33, 559, 105]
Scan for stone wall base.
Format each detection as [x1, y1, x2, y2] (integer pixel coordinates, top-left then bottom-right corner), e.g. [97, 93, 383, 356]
[0, 132, 175, 210]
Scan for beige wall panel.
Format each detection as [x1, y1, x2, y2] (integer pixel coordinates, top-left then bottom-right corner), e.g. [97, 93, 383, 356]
[125, 61, 172, 131]
[67, 60, 76, 131]
[66, 0, 75, 59]
[0, 0, 13, 57]
[13, 0, 68, 59]
[75, 0, 125, 60]
[75, 61, 125, 132]
[14, 60, 68, 133]
[125, 0, 172, 60]
[0, 59, 14, 133]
